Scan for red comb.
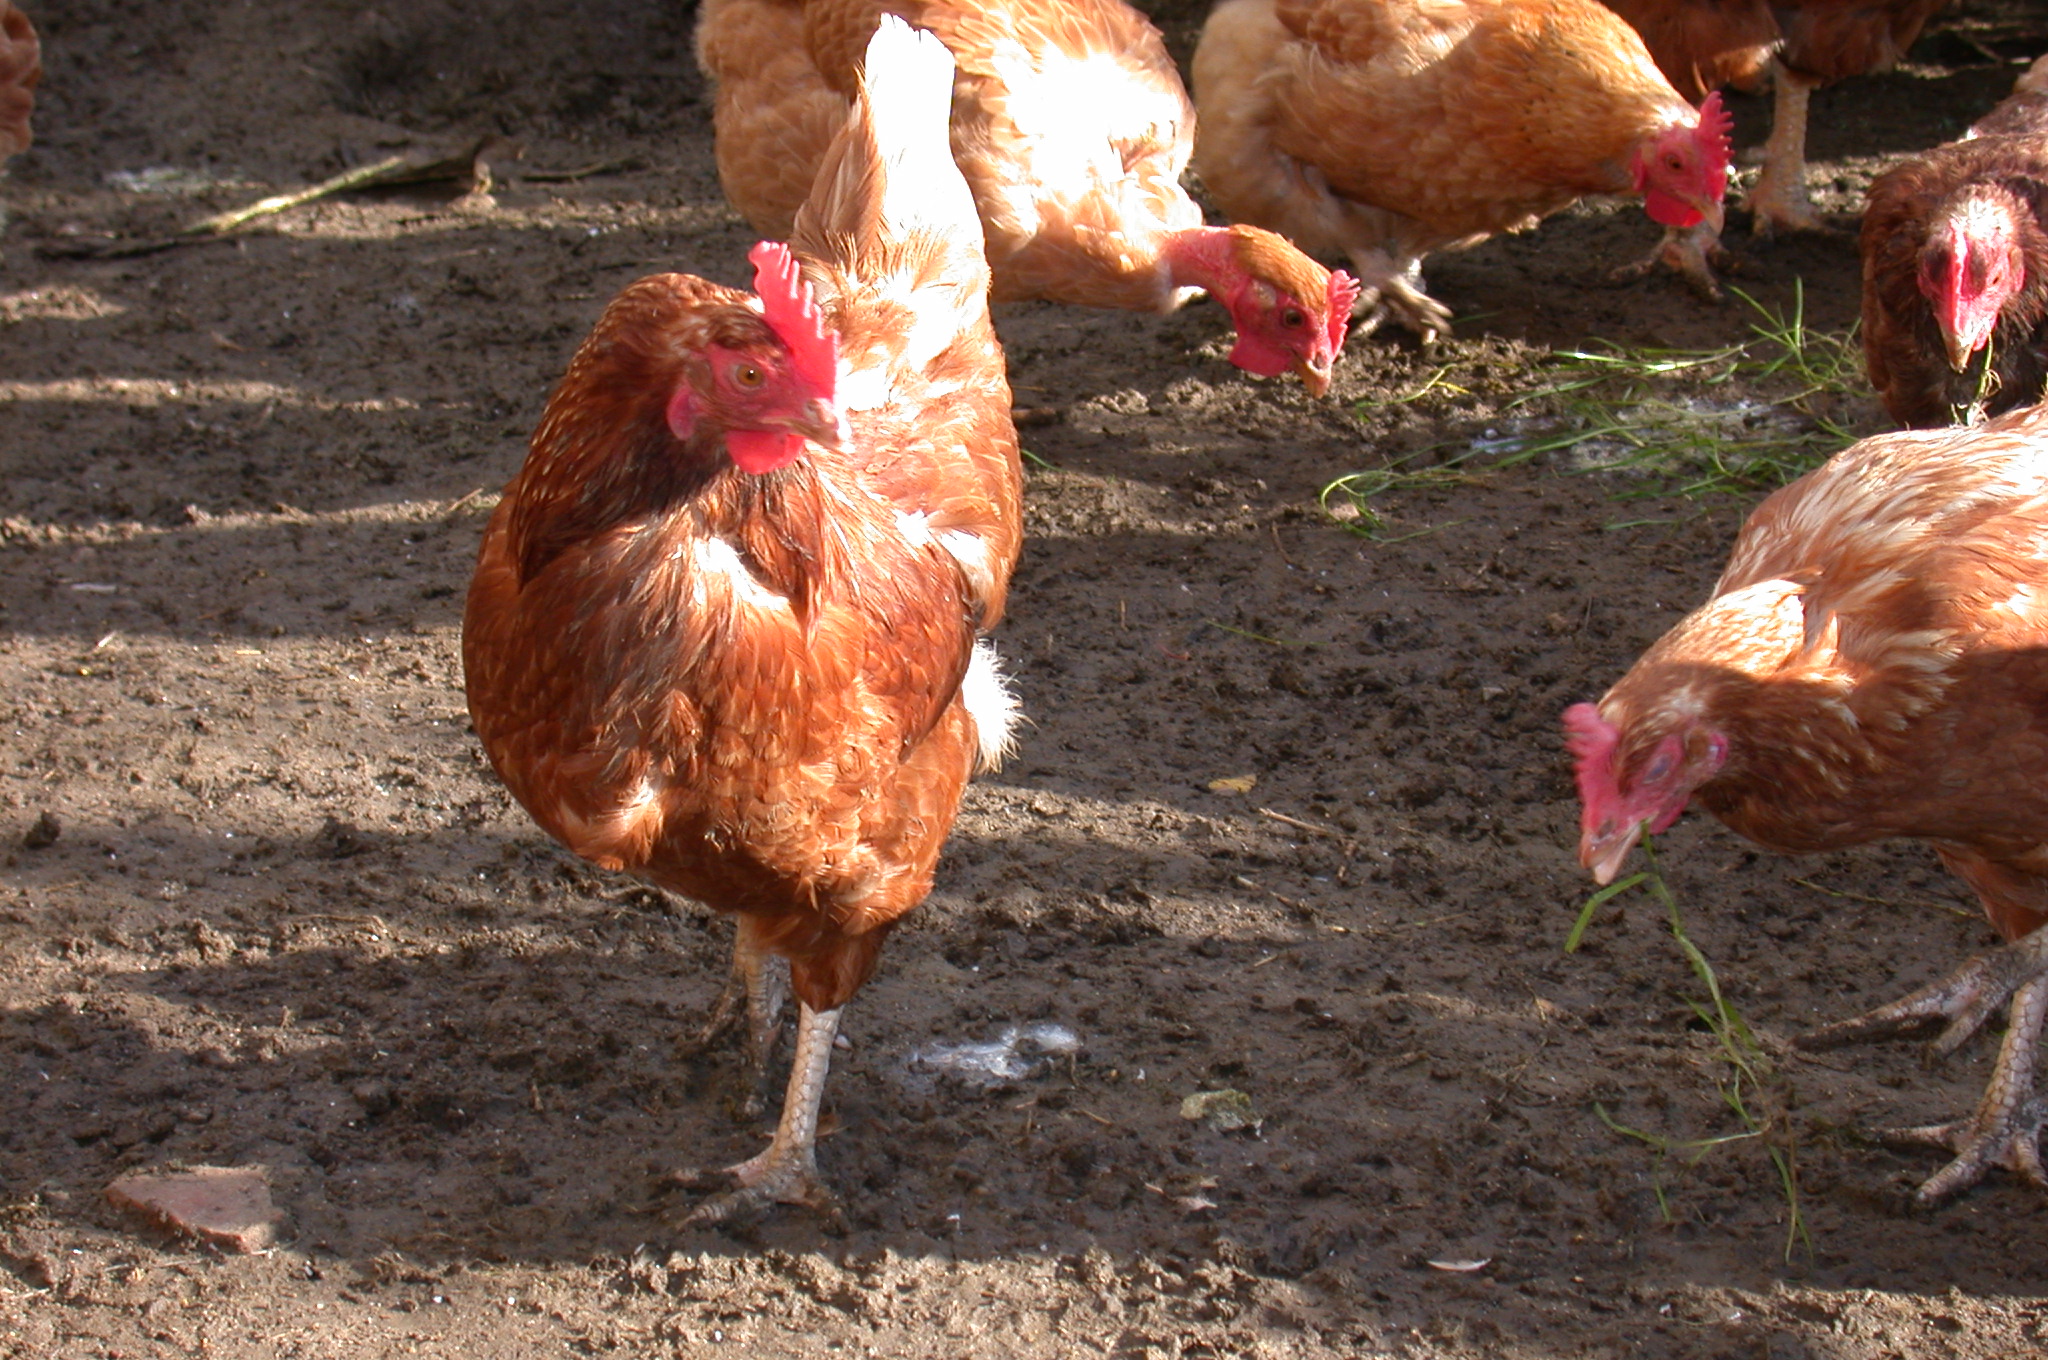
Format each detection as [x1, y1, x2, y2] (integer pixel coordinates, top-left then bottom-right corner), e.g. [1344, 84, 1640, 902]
[1326, 269, 1362, 356]
[748, 240, 838, 400]
[1561, 703, 1617, 764]
[1695, 91, 1733, 167]
[1561, 703, 1621, 833]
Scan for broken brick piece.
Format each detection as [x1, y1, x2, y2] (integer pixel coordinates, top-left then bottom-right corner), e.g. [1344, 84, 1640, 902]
[105, 1166, 282, 1253]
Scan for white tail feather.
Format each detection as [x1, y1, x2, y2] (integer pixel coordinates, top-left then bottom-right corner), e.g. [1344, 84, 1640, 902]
[857, 15, 978, 246]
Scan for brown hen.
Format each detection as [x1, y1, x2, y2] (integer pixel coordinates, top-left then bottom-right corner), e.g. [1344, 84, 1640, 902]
[0, 2, 38, 161]
[1566, 402, 2048, 1205]
[464, 17, 1022, 1221]
[1191, 0, 1733, 339]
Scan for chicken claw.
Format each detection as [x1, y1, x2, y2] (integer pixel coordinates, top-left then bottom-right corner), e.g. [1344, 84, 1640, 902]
[1797, 933, 2048, 1204]
[1878, 1088, 2048, 1206]
[1344, 248, 1451, 345]
[1609, 222, 1731, 301]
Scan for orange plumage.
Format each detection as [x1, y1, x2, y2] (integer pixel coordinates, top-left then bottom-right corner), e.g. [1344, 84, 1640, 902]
[464, 18, 1021, 1219]
[695, 0, 1357, 395]
[1191, 0, 1733, 339]
[1566, 403, 2048, 1205]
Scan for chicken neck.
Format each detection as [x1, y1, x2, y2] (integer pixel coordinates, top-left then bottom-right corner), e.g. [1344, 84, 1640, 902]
[1156, 226, 1254, 312]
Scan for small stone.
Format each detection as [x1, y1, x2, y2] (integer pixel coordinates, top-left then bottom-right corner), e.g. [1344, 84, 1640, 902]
[22, 811, 60, 850]
[105, 1166, 283, 1253]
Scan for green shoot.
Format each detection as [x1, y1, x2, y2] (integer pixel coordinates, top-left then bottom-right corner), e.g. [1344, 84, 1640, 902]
[1569, 836, 1810, 1260]
[1321, 281, 1870, 537]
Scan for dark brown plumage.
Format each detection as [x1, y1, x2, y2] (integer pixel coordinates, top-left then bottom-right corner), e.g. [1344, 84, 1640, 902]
[1968, 54, 2048, 142]
[464, 19, 1022, 1220]
[1862, 133, 2048, 428]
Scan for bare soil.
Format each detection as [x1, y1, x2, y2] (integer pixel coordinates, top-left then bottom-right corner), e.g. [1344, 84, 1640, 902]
[5, 3, 2048, 1357]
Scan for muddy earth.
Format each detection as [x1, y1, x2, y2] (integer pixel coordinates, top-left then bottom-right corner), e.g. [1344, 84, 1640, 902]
[4, 2, 2048, 1356]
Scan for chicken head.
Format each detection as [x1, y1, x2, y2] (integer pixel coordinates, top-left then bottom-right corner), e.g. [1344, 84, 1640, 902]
[667, 241, 848, 474]
[1563, 701, 1728, 884]
[1630, 92, 1733, 232]
[1215, 228, 1361, 397]
[1162, 225, 1360, 397]
[1917, 190, 2027, 374]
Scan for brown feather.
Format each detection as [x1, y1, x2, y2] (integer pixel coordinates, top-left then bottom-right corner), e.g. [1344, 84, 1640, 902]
[465, 31, 1021, 1015]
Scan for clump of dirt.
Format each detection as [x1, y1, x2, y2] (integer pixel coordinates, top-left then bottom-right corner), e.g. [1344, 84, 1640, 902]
[3, 1, 2047, 1357]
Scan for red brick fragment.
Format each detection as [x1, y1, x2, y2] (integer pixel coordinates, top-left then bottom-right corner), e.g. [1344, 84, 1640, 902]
[105, 1166, 281, 1253]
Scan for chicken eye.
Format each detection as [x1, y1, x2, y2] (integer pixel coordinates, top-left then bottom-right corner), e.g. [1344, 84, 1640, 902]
[1664, 153, 1684, 172]
[1643, 752, 1675, 783]
[1281, 306, 1306, 329]
[732, 363, 765, 389]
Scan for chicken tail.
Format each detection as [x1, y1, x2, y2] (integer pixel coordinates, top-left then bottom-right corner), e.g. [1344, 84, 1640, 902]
[793, 15, 982, 280]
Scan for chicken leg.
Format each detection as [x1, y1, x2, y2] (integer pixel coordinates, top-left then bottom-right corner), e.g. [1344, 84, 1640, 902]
[1796, 926, 2048, 1204]
[1744, 65, 1829, 237]
[680, 925, 791, 1118]
[683, 1000, 846, 1225]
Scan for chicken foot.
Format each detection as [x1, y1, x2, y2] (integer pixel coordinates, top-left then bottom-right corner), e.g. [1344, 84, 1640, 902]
[1343, 247, 1452, 345]
[678, 928, 790, 1119]
[1610, 221, 1733, 301]
[681, 1001, 846, 1226]
[1796, 928, 2048, 1204]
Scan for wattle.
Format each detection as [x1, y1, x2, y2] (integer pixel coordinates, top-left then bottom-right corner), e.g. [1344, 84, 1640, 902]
[1228, 332, 1294, 379]
[1643, 189, 1704, 230]
[725, 427, 805, 474]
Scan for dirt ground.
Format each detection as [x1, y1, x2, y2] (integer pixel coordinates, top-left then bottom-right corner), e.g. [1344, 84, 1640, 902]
[5, 2, 2048, 1357]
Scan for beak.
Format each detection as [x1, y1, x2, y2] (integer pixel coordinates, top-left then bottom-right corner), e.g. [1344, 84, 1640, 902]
[788, 397, 850, 453]
[1578, 817, 1645, 887]
[1694, 195, 1725, 236]
[1295, 353, 1334, 399]
[1943, 327, 1984, 375]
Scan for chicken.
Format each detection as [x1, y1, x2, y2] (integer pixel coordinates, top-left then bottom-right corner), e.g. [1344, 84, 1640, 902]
[464, 16, 1022, 1221]
[1564, 401, 2048, 1205]
[1860, 62, 2048, 428]
[1967, 54, 2048, 142]
[1190, 0, 1734, 341]
[695, 0, 1357, 396]
[1599, 0, 1951, 236]
[0, 2, 39, 161]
